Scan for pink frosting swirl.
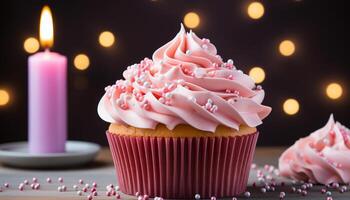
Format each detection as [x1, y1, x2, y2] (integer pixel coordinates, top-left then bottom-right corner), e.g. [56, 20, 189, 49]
[279, 114, 350, 184]
[98, 25, 271, 132]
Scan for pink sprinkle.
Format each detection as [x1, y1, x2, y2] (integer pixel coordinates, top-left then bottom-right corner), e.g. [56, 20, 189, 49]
[92, 182, 97, 188]
[23, 179, 29, 185]
[34, 183, 40, 190]
[32, 177, 37, 183]
[232, 197, 237, 200]
[143, 195, 149, 200]
[85, 183, 90, 188]
[115, 193, 121, 199]
[58, 177, 63, 183]
[30, 183, 35, 189]
[4, 183, 9, 188]
[82, 187, 87, 192]
[92, 191, 97, 196]
[46, 178, 52, 183]
[137, 196, 143, 200]
[301, 190, 307, 196]
[327, 197, 333, 200]
[321, 188, 327, 194]
[90, 187, 96, 192]
[106, 191, 111, 196]
[79, 179, 84, 184]
[111, 190, 116, 196]
[135, 192, 140, 196]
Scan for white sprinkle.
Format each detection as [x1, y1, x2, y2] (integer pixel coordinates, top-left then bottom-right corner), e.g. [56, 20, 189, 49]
[195, 194, 201, 199]
[164, 93, 173, 99]
[77, 190, 82, 196]
[194, 68, 206, 78]
[227, 59, 234, 65]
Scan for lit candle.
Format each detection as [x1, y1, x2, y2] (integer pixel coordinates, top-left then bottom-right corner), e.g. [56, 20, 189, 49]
[28, 6, 67, 153]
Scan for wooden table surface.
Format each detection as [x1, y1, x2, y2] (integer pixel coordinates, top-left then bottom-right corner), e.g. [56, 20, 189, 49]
[0, 147, 349, 200]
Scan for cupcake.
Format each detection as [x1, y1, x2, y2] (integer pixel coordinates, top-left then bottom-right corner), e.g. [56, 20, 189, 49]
[279, 114, 350, 184]
[98, 25, 271, 198]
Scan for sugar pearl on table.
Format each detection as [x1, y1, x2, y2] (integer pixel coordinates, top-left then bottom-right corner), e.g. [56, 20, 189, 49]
[137, 196, 143, 200]
[210, 197, 216, 200]
[115, 193, 121, 199]
[301, 184, 307, 190]
[244, 191, 251, 198]
[301, 190, 307, 196]
[34, 183, 40, 190]
[90, 187, 96, 192]
[87, 194, 93, 200]
[92, 182, 97, 187]
[260, 187, 267, 193]
[82, 187, 87, 192]
[62, 185, 67, 191]
[92, 191, 97, 196]
[232, 197, 237, 200]
[77, 190, 83, 196]
[23, 179, 29, 185]
[18, 183, 24, 191]
[321, 188, 327, 194]
[115, 185, 119, 191]
[85, 183, 90, 188]
[135, 191, 140, 196]
[194, 193, 200, 199]
[58, 177, 63, 183]
[4, 183, 9, 188]
[106, 191, 111, 196]
[32, 177, 37, 183]
[79, 179, 84, 184]
[326, 191, 332, 196]
[111, 190, 116, 196]
[30, 183, 35, 189]
[73, 184, 79, 190]
[57, 186, 63, 192]
[327, 197, 333, 200]
[46, 177, 51, 183]
[279, 192, 286, 198]
[291, 186, 296, 193]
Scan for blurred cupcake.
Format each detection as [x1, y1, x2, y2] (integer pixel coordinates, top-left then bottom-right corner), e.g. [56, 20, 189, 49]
[279, 114, 350, 184]
[98, 24, 271, 198]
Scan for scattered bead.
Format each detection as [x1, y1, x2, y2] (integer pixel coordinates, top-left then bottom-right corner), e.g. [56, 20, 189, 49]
[326, 191, 332, 196]
[92, 182, 97, 187]
[210, 197, 216, 200]
[58, 177, 63, 183]
[92, 191, 97, 196]
[260, 187, 267, 193]
[32, 177, 37, 183]
[82, 187, 88, 192]
[73, 184, 78, 190]
[143, 195, 149, 200]
[34, 183, 40, 190]
[244, 191, 251, 198]
[301, 190, 307, 196]
[85, 183, 90, 188]
[279, 191, 286, 198]
[77, 190, 83, 196]
[57, 186, 63, 192]
[321, 188, 327, 194]
[194, 193, 200, 199]
[46, 178, 51, 183]
[18, 183, 24, 191]
[106, 191, 111, 196]
[232, 198, 237, 200]
[115, 193, 121, 199]
[62, 185, 67, 191]
[4, 183, 9, 188]
[87, 194, 93, 200]
[23, 179, 29, 185]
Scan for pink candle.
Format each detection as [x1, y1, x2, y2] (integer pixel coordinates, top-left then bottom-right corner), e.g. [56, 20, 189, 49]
[28, 6, 67, 153]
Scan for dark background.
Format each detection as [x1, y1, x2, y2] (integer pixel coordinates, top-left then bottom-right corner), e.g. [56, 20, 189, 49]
[0, 0, 348, 146]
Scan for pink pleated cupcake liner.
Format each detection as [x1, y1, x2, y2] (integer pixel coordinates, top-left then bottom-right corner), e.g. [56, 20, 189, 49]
[106, 131, 259, 199]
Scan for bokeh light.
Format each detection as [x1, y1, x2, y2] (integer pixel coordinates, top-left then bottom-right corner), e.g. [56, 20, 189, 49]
[183, 12, 200, 29]
[326, 82, 343, 100]
[249, 67, 266, 83]
[279, 40, 295, 56]
[283, 98, 300, 115]
[74, 54, 90, 70]
[23, 37, 40, 54]
[99, 31, 115, 47]
[0, 89, 10, 106]
[247, 2, 265, 20]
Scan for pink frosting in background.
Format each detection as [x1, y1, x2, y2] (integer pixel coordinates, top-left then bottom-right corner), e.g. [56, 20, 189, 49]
[279, 114, 350, 184]
[98, 24, 271, 132]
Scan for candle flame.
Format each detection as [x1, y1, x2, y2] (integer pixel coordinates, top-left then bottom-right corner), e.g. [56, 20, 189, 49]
[39, 6, 54, 48]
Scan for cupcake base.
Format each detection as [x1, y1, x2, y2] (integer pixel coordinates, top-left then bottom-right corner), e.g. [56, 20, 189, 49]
[106, 131, 258, 199]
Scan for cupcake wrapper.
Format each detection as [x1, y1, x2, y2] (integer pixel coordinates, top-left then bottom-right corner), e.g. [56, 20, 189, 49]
[106, 131, 258, 199]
